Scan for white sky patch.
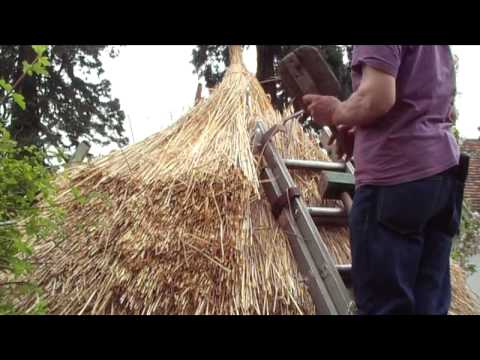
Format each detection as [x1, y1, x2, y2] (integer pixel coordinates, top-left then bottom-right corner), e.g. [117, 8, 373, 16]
[451, 45, 480, 139]
[96, 45, 197, 155]
[93, 45, 479, 156]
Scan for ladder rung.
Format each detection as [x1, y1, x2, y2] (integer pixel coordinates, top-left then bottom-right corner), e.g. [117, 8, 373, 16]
[309, 207, 348, 226]
[336, 264, 352, 272]
[284, 159, 347, 172]
[308, 207, 345, 217]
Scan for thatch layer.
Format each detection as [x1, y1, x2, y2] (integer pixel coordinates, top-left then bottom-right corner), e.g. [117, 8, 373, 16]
[18, 46, 480, 315]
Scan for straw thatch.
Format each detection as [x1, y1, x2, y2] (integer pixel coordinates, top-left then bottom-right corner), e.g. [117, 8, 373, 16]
[17, 46, 480, 315]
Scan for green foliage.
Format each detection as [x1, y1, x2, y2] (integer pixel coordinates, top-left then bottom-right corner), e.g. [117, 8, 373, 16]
[32, 45, 48, 57]
[1, 45, 49, 113]
[0, 79, 13, 92]
[0, 123, 64, 314]
[0, 45, 128, 155]
[12, 93, 25, 110]
[21, 46, 50, 78]
[0, 46, 66, 314]
[452, 203, 480, 274]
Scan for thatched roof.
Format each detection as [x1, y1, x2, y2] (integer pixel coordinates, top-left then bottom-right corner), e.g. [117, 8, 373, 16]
[17, 46, 480, 315]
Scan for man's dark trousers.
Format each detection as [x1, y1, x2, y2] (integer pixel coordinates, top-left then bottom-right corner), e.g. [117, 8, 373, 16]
[349, 165, 466, 315]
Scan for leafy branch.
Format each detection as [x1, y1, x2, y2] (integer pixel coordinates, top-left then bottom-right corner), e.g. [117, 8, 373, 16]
[0, 45, 59, 314]
[0, 45, 50, 110]
[453, 201, 480, 274]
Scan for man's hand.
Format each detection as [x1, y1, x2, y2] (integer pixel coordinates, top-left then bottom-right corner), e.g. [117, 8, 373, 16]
[302, 94, 341, 127]
[302, 94, 354, 160]
[331, 125, 355, 160]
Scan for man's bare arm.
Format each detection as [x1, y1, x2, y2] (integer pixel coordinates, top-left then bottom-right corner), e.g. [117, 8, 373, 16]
[333, 65, 396, 127]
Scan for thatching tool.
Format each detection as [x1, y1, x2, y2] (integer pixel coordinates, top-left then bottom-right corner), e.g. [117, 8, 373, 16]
[278, 46, 346, 156]
[261, 46, 345, 157]
[258, 110, 305, 152]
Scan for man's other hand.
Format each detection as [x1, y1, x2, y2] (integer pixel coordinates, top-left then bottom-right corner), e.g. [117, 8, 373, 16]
[332, 125, 355, 160]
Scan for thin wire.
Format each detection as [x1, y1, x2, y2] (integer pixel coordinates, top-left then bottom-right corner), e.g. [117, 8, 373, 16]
[127, 115, 135, 144]
[117, 114, 135, 176]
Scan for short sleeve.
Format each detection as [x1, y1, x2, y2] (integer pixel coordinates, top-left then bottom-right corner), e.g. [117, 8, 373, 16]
[352, 46, 403, 78]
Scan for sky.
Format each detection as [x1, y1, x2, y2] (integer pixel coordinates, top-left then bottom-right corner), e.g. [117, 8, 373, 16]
[95, 45, 480, 156]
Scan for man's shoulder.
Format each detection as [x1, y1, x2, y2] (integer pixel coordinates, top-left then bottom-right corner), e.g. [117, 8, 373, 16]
[352, 46, 403, 78]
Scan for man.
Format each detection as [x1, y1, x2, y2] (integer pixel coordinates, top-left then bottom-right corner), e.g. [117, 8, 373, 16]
[303, 46, 465, 315]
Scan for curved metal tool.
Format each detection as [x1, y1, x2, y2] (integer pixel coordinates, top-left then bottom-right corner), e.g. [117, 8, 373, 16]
[279, 46, 344, 125]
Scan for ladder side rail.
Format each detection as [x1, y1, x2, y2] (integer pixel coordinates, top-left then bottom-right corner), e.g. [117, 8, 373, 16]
[260, 167, 339, 314]
[254, 121, 352, 315]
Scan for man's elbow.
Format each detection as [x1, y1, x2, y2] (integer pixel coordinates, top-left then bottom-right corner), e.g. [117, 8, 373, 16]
[365, 92, 396, 125]
[376, 94, 395, 116]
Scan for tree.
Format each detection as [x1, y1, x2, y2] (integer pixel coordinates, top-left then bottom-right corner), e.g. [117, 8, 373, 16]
[0, 46, 128, 154]
[0, 46, 61, 314]
[191, 45, 353, 110]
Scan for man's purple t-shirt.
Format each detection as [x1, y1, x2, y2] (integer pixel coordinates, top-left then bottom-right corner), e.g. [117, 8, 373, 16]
[351, 45, 460, 187]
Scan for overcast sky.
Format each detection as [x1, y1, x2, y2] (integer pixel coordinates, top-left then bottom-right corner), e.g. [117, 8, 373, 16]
[95, 45, 479, 155]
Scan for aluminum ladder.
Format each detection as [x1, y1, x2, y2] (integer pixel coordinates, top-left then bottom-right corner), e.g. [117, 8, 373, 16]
[253, 121, 356, 315]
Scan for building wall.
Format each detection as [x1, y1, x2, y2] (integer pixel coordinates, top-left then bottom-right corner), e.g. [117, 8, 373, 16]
[462, 139, 480, 213]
